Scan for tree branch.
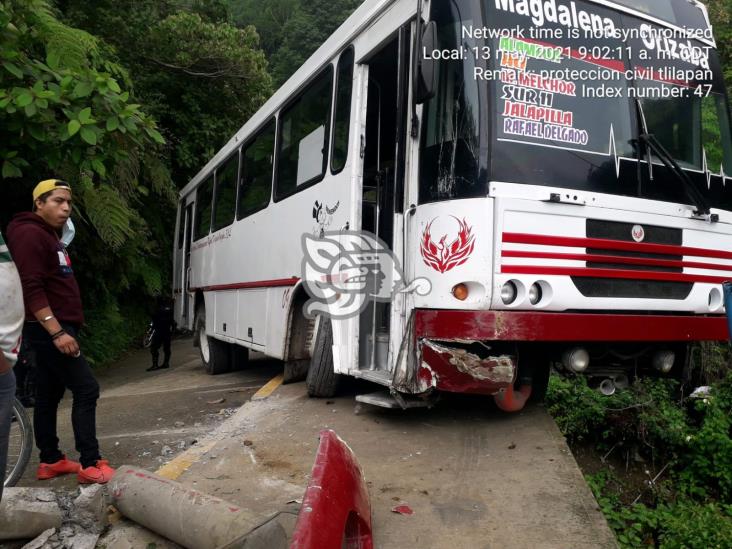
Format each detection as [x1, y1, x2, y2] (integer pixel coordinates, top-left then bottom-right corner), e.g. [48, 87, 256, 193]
[147, 58, 251, 79]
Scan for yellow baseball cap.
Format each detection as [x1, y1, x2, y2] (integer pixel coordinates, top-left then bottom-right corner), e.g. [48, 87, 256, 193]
[33, 179, 71, 201]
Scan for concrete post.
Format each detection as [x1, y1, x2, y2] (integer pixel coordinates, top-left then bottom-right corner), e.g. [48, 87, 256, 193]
[109, 466, 280, 549]
[0, 488, 63, 541]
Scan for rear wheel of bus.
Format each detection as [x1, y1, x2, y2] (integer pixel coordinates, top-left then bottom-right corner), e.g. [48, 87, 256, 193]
[195, 304, 231, 375]
[306, 317, 342, 397]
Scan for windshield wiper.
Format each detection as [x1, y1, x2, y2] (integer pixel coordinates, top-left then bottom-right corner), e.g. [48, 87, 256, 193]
[632, 98, 716, 221]
[638, 132, 715, 219]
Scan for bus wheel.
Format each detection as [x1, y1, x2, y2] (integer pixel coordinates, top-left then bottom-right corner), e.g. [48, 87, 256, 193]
[306, 317, 342, 397]
[195, 306, 231, 375]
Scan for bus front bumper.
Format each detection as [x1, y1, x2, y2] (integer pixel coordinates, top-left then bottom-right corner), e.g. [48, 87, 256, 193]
[408, 310, 728, 397]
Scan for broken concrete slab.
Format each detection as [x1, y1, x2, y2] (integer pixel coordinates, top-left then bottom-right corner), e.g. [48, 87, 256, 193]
[20, 528, 56, 549]
[98, 518, 183, 549]
[66, 532, 99, 549]
[72, 484, 110, 533]
[0, 488, 63, 541]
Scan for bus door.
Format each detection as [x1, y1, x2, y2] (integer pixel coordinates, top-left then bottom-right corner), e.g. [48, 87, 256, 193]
[357, 24, 412, 375]
[180, 198, 195, 330]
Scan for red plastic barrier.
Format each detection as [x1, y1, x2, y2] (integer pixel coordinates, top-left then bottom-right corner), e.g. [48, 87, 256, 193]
[290, 430, 373, 549]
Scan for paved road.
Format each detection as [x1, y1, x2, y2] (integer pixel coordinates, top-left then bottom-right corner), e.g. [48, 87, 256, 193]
[13, 337, 618, 548]
[15, 337, 280, 489]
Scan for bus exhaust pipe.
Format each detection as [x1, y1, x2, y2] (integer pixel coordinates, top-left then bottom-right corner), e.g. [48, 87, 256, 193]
[494, 384, 532, 412]
[598, 378, 616, 396]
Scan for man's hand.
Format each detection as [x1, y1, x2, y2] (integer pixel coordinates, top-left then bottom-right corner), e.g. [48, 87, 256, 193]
[54, 333, 80, 357]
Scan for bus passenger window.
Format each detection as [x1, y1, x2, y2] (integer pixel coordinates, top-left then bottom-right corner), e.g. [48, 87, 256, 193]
[238, 119, 275, 219]
[194, 175, 214, 241]
[212, 151, 239, 232]
[275, 66, 333, 200]
[331, 47, 354, 174]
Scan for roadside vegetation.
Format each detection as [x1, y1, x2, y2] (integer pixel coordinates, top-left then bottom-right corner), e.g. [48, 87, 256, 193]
[545, 344, 732, 548]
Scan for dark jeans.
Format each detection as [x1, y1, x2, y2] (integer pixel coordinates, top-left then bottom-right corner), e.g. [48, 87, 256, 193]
[151, 332, 171, 367]
[24, 322, 101, 468]
[0, 368, 16, 501]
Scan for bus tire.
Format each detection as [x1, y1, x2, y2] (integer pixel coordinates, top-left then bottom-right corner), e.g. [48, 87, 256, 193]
[306, 317, 341, 398]
[195, 306, 231, 375]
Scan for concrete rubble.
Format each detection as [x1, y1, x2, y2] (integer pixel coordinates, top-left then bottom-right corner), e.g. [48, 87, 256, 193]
[0, 485, 109, 548]
[0, 488, 62, 541]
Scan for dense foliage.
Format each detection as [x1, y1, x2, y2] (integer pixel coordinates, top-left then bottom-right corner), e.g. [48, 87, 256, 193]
[228, 0, 363, 86]
[546, 349, 732, 548]
[0, 0, 176, 364]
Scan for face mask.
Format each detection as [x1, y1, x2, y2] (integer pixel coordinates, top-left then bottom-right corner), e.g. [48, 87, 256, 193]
[61, 218, 75, 247]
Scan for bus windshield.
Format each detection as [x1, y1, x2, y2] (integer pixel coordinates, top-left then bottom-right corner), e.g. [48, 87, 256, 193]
[419, 0, 732, 212]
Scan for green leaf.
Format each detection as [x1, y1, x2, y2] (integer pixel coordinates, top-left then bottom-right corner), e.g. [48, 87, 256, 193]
[108, 79, 121, 93]
[91, 159, 106, 177]
[146, 128, 165, 144]
[80, 127, 97, 145]
[3, 62, 23, 79]
[24, 102, 37, 117]
[68, 120, 81, 136]
[35, 98, 48, 109]
[15, 93, 33, 107]
[2, 160, 22, 178]
[46, 51, 60, 70]
[73, 81, 94, 98]
[27, 125, 46, 142]
[79, 107, 92, 123]
[106, 116, 119, 131]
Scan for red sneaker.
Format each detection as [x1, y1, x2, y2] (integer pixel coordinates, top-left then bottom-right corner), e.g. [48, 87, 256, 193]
[78, 459, 116, 484]
[37, 456, 82, 480]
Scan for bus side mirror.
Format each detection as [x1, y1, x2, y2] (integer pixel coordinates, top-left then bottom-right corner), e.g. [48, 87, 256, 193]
[415, 21, 437, 104]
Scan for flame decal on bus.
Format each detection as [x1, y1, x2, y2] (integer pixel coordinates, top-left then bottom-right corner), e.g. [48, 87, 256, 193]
[420, 217, 476, 273]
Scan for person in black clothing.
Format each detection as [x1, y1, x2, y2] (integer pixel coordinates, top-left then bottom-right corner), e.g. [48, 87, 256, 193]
[147, 297, 176, 371]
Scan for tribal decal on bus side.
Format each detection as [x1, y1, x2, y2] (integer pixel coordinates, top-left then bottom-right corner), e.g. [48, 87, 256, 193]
[420, 217, 476, 273]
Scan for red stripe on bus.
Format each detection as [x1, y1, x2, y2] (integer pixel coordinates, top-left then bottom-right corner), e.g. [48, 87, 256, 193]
[501, 265, 729, 284]
[191, 277, 300, 292]
[501, 250, 732, 272]
[502, 233, 732, 261]
[415, 309, 728, 342]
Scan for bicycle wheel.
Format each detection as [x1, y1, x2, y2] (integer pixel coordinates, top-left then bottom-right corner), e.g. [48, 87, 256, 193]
[4, 398, 33, 487]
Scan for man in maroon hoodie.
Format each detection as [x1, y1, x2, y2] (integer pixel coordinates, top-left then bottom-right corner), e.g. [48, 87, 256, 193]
[6, 179, 115, 484]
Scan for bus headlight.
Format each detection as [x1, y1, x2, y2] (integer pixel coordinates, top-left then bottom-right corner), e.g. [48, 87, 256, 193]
[501, 281, 518, 305]
[529, 283, 542, 305]
[653, 350, 675, 374]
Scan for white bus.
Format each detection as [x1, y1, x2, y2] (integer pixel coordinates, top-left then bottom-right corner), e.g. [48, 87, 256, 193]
[173, 0, 732, 411]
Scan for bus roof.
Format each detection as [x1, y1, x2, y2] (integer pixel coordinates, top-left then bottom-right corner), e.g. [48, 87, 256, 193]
[179, 0, 714, 198]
